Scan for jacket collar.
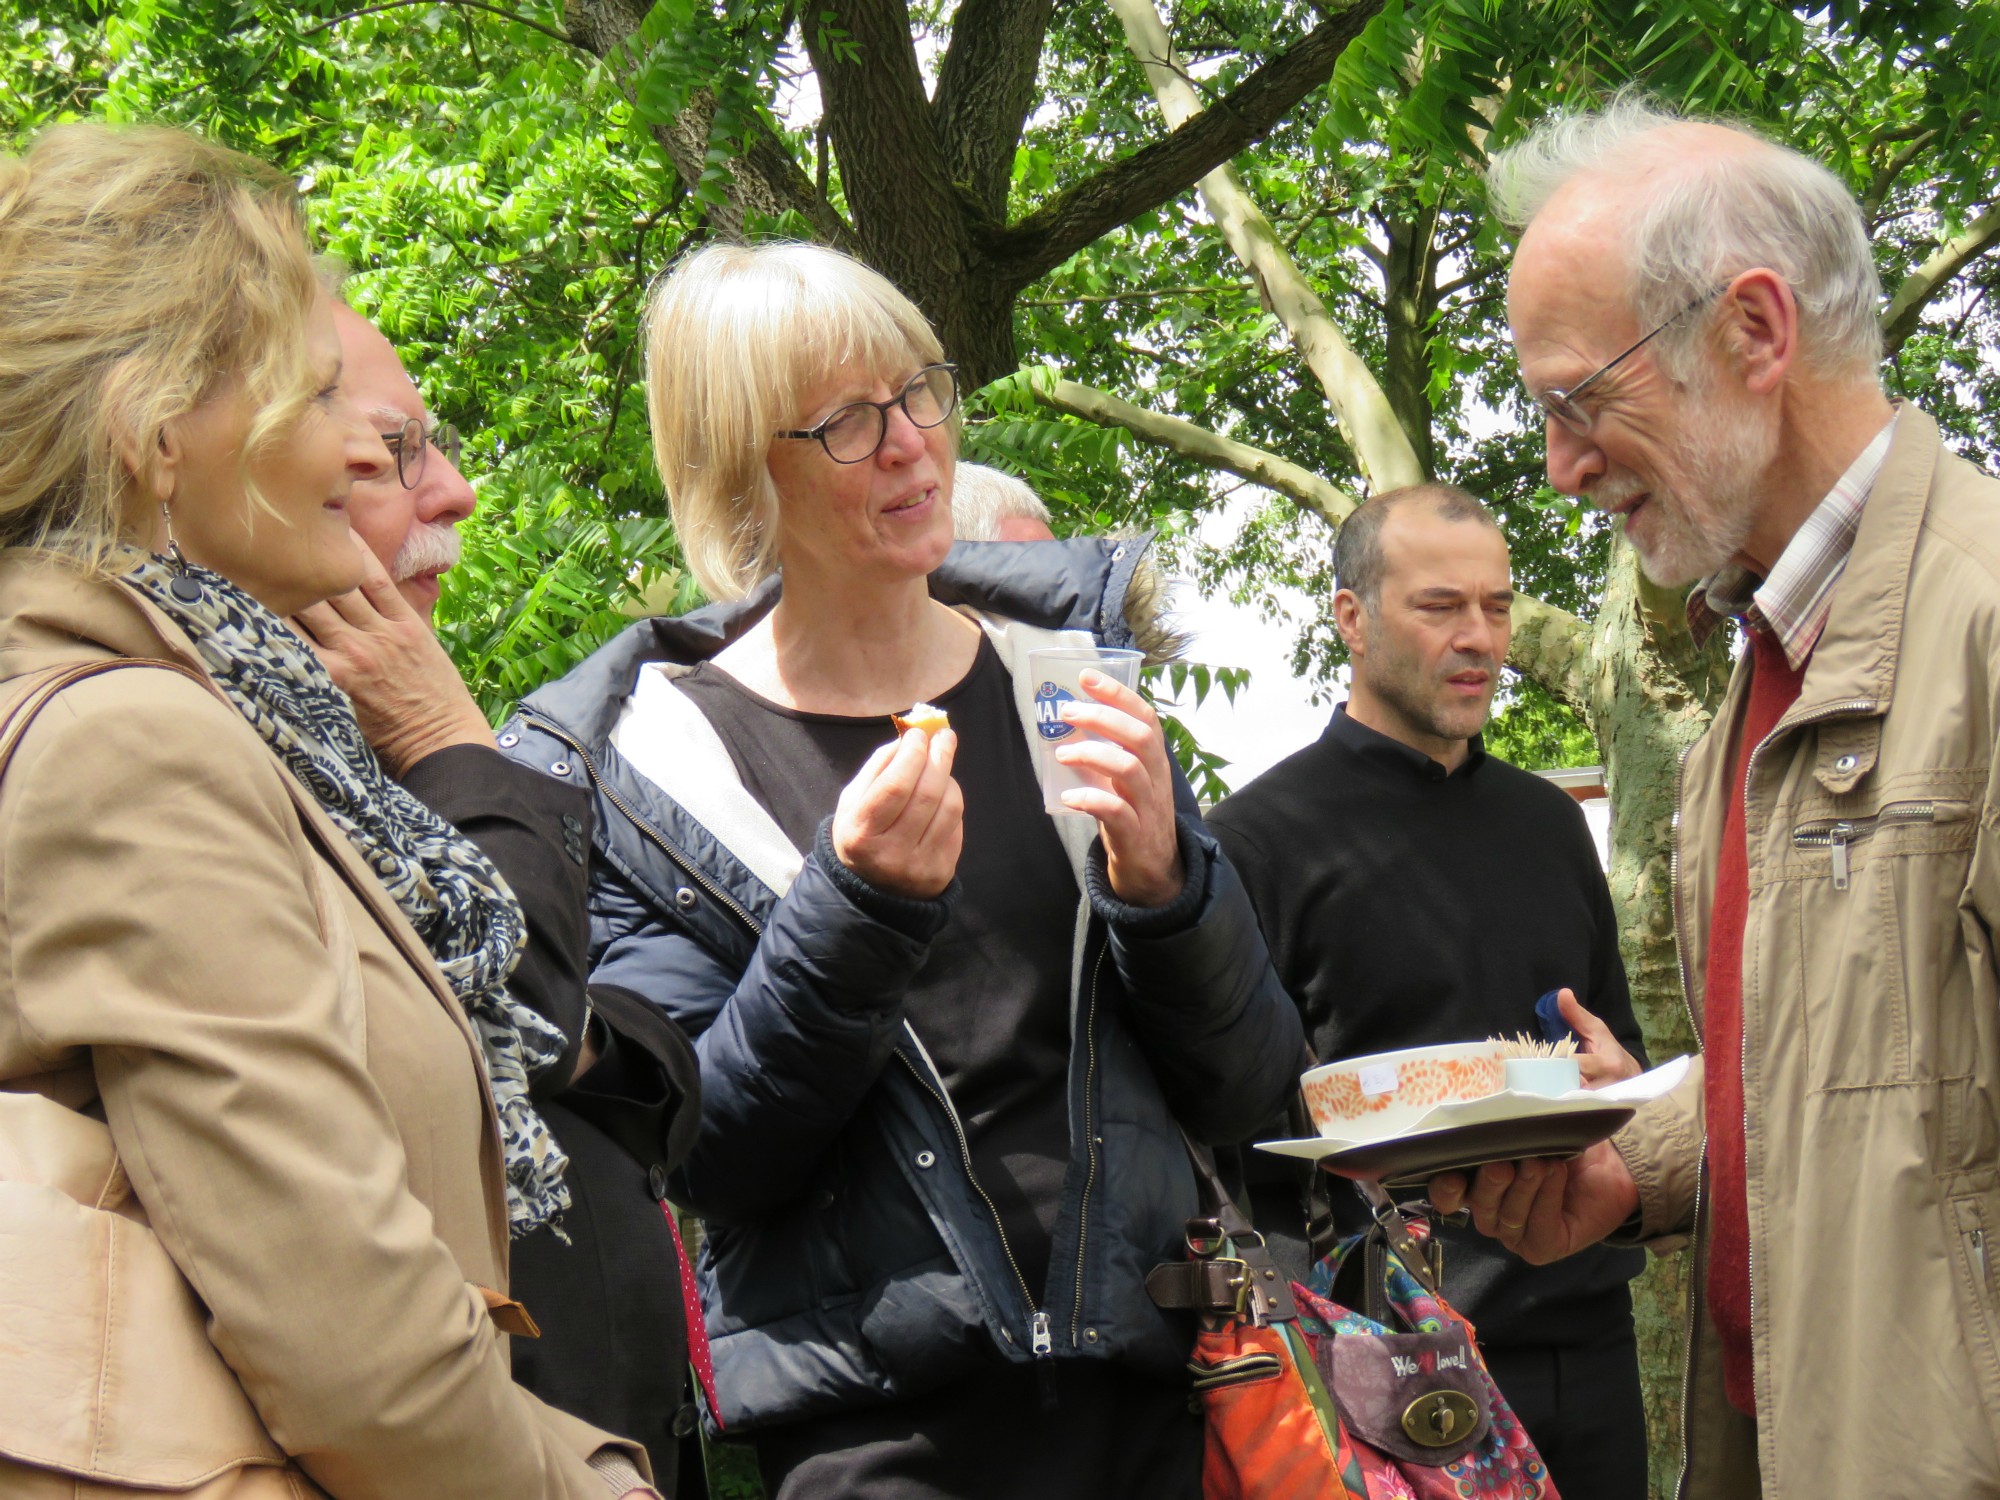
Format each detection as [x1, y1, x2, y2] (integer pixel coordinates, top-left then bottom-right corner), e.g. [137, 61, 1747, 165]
[520, 535, 1147, 752]
[0, 553, 496, 1089]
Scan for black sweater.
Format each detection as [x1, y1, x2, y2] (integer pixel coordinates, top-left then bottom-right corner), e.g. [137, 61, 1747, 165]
[1207, 705, 1646, 1350]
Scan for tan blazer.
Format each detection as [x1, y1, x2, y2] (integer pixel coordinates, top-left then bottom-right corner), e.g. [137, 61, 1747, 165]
[0, 558, 648, 1497]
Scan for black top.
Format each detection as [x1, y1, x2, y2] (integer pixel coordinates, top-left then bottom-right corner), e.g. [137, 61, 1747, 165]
[1207, 705, 1648, 1349]
[676, 636, 1080, 1295]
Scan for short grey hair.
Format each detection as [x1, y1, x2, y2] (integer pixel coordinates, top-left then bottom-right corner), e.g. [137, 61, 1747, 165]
[1488, 92, 1883, 379]
[951, 462, 1052, 541]
[1335, 483, 1502, 608]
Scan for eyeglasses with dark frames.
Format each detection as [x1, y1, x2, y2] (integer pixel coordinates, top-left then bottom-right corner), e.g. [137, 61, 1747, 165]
[1534, 283, 1729, 438]
[777, 364, 959, 464]
[380, 416, 463, 490]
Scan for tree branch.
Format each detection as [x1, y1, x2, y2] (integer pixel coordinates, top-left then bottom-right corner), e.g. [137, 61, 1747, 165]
[1031, 374, 1359, 527]
[1034, 373, 1589, 686]
[1434, 261, 1505, 301]
[1882, 202, 2000, 358]
[1861, 128, 1936, 224]
[986, 0, 1381, 287]
[1100, 0, 1421, 493]
[564, 0, 853, 247]
[304, 0, 579, 46]
[1020, 284, 1227, 307]
[931, 0, 1058, 219]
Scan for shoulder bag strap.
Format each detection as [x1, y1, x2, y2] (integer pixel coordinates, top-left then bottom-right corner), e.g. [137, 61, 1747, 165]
[1145, 1127, 1299, 1326]
[0, 661, 203, 774]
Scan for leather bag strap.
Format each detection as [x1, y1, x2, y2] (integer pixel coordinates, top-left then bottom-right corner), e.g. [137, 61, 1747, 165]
[1146, 1127, 1298, 1326]
[0, 661, 200, 773]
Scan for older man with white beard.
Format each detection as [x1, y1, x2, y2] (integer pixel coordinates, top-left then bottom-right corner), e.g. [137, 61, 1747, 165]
[1430, 98, 2000, 1498]
[292, 307, 704, 1491]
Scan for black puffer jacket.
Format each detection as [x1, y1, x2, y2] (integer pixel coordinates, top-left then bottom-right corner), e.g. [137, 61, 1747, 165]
[500, 539, 1304, 1433]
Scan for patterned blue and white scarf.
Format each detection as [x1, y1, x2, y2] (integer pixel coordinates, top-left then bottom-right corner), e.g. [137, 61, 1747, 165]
[125, 553, 571, 1239]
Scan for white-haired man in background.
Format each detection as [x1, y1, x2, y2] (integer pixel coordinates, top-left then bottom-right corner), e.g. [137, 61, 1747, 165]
[1431, 97, 2000, 1497]
[951, 461, 1058, 542]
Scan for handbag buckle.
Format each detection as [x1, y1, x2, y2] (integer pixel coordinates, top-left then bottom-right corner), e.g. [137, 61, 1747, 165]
[1186, 1216, 1227, 1257]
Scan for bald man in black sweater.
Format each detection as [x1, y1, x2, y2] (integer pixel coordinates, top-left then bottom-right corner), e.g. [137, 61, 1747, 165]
[1208, 483, 1650, 1500]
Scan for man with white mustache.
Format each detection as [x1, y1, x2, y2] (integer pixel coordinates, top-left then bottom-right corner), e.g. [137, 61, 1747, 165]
[1431, 96, 2000, 1499]
[330, 302, 476, 620]
[1209, 481, 1651, 1499]
[292, 306, 704, 1492]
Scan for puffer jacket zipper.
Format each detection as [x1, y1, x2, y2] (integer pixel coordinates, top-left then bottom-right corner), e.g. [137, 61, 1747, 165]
[896, 1032, 1052, 1355]
[1069, 943, 1109, 1350]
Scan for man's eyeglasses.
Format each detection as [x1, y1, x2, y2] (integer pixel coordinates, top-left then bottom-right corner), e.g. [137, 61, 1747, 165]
[1534, 283, 1728, 438]
[380, 417, 463, 490]
[778, 364, 958, 465]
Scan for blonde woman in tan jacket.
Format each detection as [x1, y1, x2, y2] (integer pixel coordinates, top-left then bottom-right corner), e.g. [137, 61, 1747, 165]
[0, 125, 656, 1498]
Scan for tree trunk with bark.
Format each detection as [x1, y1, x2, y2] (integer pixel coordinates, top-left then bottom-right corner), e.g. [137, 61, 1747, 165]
[1544, 542, 1732, 1498]
[564, 0, 1382, 385]
[1378, 207, 1441, 478]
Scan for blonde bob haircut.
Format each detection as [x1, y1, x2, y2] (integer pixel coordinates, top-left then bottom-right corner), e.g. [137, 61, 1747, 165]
[644, 241, 955, 601]
[0, 122, 321, 575]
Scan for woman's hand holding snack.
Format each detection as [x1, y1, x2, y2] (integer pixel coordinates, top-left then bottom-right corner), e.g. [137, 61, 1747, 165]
[832, 726, 963, 899]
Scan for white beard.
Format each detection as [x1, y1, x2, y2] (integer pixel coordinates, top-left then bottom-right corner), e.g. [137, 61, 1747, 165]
[1612, 382, 1773, 589]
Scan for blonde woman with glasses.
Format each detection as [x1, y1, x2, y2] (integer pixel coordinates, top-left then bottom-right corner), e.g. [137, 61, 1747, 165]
[501, 242, 1303, 1497]
[0, 123, 655, 1498]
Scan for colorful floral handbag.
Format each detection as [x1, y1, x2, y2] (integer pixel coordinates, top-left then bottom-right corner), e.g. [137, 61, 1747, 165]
[1291, 1201, 1558, 1500]
[1147, 1142, 1367, 1500]
[1148, 1137, 1557, 1500]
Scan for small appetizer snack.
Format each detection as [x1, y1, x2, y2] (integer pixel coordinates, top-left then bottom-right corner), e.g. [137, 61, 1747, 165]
[892, 701, 950, 735]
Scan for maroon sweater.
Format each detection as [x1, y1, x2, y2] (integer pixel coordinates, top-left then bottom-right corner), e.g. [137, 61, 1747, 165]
[1702, 625, 1808, 1415]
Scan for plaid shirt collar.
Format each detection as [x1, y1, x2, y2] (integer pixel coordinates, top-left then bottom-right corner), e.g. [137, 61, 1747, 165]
[1686, 414, 1899, 668]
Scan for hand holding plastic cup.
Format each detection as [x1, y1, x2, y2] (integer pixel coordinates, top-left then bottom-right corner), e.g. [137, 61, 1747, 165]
[1027, 646, 1145, 816]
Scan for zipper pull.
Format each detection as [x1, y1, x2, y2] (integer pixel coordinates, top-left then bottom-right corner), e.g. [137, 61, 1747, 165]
[1030, 1310, 1053, 1356]
[1974, 1226, 1989, 1288]
[1829, 822, 1854, 890]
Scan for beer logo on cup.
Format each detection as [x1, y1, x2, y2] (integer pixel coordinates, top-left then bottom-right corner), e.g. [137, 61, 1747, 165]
[1035, 681, 1076, 741]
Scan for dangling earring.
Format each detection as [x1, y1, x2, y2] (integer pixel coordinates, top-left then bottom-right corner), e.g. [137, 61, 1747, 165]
[159, 500, 203, 604]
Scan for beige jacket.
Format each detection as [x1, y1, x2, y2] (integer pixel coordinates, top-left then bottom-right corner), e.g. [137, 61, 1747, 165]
[1614, 408, 2000, 1498]
[0, 560, 649, 1497]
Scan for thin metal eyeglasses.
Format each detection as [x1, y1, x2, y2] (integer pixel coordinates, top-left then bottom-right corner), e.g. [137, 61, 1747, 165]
[777, 364, 959, 464]
[380, 416, 463, 490]
[1534, 283, 1728, 437]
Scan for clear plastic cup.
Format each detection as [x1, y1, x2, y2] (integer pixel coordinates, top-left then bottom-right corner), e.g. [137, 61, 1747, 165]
[1027, 646, 1145, 817]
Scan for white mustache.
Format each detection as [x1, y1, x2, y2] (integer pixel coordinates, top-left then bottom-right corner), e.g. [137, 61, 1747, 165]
[392, 521, 462, 581]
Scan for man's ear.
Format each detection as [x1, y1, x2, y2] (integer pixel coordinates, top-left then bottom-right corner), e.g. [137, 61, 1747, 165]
[1720, 267, 1797, 398]
[1333, 587, 1368, 661]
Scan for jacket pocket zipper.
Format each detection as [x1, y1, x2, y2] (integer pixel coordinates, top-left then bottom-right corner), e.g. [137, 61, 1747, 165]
[1790, 800, 1966, 890]
[896, 1032, 1050, 1356]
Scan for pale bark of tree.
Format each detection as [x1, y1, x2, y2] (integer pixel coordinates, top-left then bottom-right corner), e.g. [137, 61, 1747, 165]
[1105, 0, 1424, 494]
[1882, 202, 2000, 358]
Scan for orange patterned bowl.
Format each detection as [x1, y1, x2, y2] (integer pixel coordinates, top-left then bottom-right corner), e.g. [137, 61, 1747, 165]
[1300, 1042, 1507, 1142]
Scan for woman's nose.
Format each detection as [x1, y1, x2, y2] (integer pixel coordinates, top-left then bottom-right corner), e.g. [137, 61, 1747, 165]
[874, 403, 927, 464]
